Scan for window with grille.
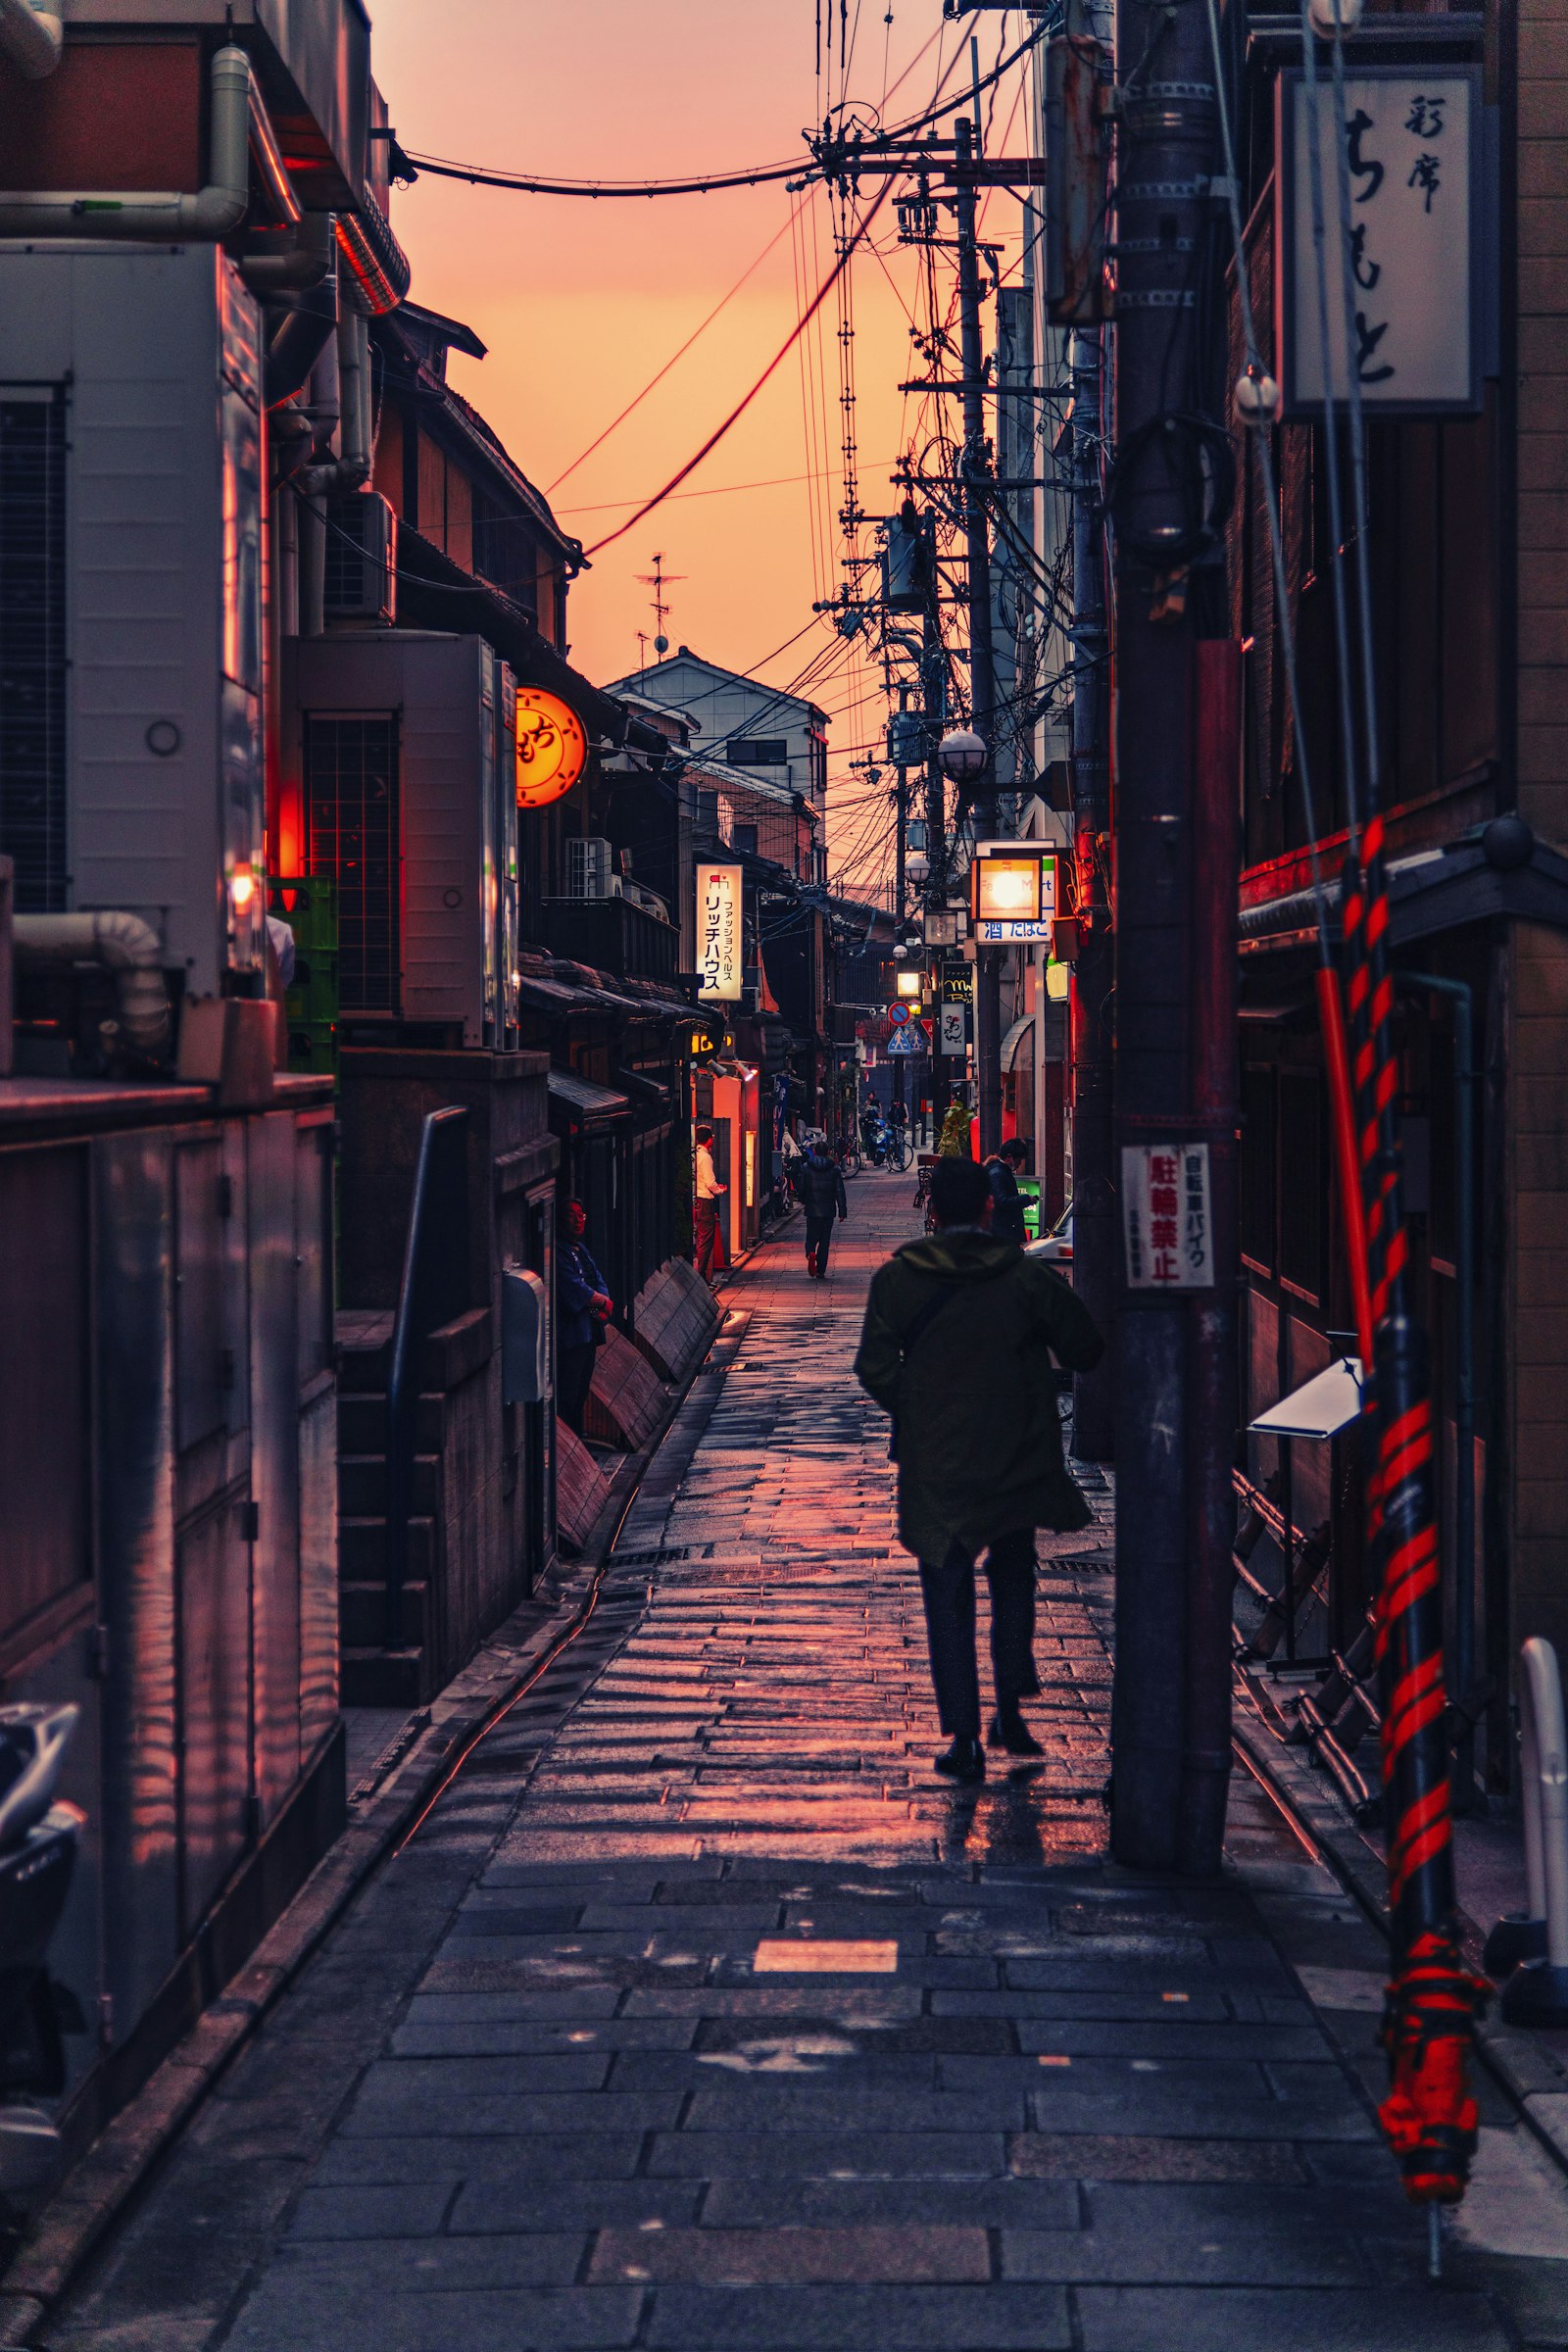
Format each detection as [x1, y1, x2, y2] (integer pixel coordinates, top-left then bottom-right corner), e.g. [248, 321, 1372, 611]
[304, 713, 400, 1011]
[0, 387, 68, 910]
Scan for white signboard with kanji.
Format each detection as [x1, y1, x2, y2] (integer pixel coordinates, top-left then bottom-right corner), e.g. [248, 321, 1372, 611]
[1278, 66, 1481, 416]
[696, 862, 743, 1001]
[1122, 1143, 1214, 1291]
[937, 1004, 968, 1057]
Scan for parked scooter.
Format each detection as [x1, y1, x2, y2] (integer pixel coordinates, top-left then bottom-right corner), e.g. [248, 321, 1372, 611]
[0, 1705, 84, 2211]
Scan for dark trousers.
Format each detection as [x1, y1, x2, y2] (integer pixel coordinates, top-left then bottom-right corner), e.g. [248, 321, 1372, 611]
[805, 1212, 835, 1275]
[917, 1529, 1040, 1739]
[695, 1198, 728, 1279]
[558, 1342, 596, 1437]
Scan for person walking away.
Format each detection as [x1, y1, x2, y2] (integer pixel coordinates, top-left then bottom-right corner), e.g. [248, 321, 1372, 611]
[694, 1122, 728, 1286]
[985, 1135, 1029, 1246]
[795, 1134, 848, 1280]
[854, 1154, 1103, 1780]
[556, 1199, 612, 1437]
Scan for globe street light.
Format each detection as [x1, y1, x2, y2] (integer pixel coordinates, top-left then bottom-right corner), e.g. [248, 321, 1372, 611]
[938, 726, 987, 785]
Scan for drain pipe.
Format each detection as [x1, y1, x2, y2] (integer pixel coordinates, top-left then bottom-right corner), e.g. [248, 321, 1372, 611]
[13, 912, 171, 1056]
[299, 308, 370, 495]
[0, 0, 61, 77]
[0, 43, 249, 238]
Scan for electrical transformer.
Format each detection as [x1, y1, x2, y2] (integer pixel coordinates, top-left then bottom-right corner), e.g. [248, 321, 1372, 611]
[0, 243, 267, 988]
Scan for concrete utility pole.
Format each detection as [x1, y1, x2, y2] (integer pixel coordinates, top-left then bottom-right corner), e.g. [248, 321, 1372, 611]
[1067, 313, 1114, 1464]
[954, 108, 1003, 1157]
[893, 762, 907, 1118]
[1106, 0, 1223, 1873]
[921, 522, 951, 1130]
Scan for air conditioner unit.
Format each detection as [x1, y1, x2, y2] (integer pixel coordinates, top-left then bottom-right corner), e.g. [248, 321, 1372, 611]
[323, 492, 397, 623]
[566, 837, 619, 900]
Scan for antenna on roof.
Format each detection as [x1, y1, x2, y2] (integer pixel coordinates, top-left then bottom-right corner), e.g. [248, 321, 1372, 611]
[636, 551, 685, 660]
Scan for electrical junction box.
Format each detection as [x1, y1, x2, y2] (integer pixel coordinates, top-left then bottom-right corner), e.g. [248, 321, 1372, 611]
[502, 1266, 551, 1404]
[284, 632, 518, 1048]
[0, 244, 267, 988]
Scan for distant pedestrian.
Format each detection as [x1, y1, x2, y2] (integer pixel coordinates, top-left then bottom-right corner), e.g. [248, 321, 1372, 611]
[557, 1200, 612, 1437]
[985, 1135, 1029, 1246]
[854, 1154, 1103, 1781]
[694, 1122, 728, 1286]
[794, 1134, 848, 1280]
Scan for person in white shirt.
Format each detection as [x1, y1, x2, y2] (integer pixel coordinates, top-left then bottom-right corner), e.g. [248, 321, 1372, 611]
[693, 1122, 729, 1285]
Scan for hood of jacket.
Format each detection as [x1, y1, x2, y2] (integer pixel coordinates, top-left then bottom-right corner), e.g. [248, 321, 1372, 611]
[894, 1229, 1020, 1282]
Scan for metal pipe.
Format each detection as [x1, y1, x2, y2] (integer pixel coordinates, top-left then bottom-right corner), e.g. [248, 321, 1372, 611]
[244, 211, 334, 300]
[246, 80, 301, 226]
[0, 44, 250, 239]
[0, 0, 61, 77]
[300, 309, 371, 496]
[13, 910, 170, 1054]
[1397, 968, 1477, 1804]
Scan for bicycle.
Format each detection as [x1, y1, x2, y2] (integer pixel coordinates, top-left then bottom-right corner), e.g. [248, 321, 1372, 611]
[886, 1128, 914, 1173]
[835, 1135, 862, 1178]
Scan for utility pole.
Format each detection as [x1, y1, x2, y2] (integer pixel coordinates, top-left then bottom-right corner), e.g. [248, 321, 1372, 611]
[892, 760, 908, 1120]
[1067, 327, 1114, 1462]
[1106, 0, 1222, 1873]
[954, 104, 1003, 1157]
[921, 518, 951, 1132]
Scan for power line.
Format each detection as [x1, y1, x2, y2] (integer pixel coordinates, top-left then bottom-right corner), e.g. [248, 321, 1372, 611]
[546, 195, 808, 492]
[583, 176, 895, 558]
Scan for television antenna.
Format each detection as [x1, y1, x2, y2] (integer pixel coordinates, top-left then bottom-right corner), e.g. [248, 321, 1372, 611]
[636, 551, 685, 659]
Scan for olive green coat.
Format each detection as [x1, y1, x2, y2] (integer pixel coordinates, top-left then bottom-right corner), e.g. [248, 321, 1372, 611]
[854, 1230, 1104, 1563]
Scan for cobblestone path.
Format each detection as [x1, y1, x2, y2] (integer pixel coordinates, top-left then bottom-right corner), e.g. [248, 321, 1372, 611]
[49, 1178, 1568, 2351]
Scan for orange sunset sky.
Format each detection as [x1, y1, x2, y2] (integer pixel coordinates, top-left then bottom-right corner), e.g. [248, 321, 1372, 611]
[368, 1, 1039, 904]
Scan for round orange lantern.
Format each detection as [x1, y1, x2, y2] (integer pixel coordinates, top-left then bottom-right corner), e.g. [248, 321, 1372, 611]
[514, 687, 588, 809]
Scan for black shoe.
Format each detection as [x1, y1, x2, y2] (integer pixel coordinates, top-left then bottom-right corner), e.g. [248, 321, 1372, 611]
[934, 1737, 986, 1783]
[988, 1713, 1044, 1757]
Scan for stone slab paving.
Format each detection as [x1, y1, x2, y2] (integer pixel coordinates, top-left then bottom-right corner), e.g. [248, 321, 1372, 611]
[46, 1178, 1568, 2350]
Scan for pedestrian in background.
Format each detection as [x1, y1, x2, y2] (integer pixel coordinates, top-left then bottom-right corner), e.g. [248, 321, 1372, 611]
[854, 1154, 1102, 1781]
[794, 1133, 848, 1280]
[985, 1135, 1029, 1246]
[694, 1122, 728, 1287]
[557, 1200, 612, 1437]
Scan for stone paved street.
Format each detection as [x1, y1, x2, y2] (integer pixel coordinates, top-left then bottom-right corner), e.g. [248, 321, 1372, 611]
[48, 1178, 1568, 2351]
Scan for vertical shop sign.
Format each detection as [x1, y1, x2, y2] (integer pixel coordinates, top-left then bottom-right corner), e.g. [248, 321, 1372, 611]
[1278, 65, 1482, 416]
[697, 863, 743, 1001]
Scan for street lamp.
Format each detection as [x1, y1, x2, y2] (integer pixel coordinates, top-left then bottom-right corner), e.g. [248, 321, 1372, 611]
[939, 726, 987, 785]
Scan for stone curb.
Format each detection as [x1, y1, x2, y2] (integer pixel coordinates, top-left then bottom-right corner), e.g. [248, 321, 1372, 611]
[0, 1286, 741, 2348]
[1232, 1706, 1568, 2184]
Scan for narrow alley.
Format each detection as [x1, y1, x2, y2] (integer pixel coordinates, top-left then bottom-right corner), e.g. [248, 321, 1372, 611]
[43, 1181, 1567, 2352]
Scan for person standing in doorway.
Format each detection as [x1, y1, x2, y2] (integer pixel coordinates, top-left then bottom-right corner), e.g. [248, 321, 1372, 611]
[854, 1154, 1103, 1780]
[694, 1122, 728, 1287]
[556, 1199, 612, 1438]
[984, 1135, 1029, 1246]
[795, 1133, 848, 1280]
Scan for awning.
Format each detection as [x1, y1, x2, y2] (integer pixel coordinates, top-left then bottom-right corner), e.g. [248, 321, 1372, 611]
[547, 1070, 629, 1129]
[1250, 1358, 1363, 1440]
[613, 1067, 671, 1107]
[1002, 1014, 1033, 1070]
[1239, 831, 1568, 957]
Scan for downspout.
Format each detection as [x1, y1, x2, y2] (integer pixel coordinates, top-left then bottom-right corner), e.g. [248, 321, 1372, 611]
[0, 0, 61, 78]
[0, 43, 249, 238]
[13, 912, 171, 1055]
[299, 307, 370, 495]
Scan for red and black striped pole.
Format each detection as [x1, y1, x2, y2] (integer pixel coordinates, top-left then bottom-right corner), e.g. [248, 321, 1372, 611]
[1337, 820, 1484, 2208]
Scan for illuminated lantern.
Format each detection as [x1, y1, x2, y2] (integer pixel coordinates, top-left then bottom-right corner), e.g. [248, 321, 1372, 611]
[514, 688, 588, 809]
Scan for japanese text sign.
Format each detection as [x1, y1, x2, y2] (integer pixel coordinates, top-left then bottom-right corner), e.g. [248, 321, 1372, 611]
[1277, 66, 1481, 416]
[1122, 1143, 1214, 1291]
[937, 1004, 969, 1057]
[696, 863, 743, 1002]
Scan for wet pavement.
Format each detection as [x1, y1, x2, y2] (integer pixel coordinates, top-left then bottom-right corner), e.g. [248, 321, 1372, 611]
[46, 1177, 1568, 2349]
